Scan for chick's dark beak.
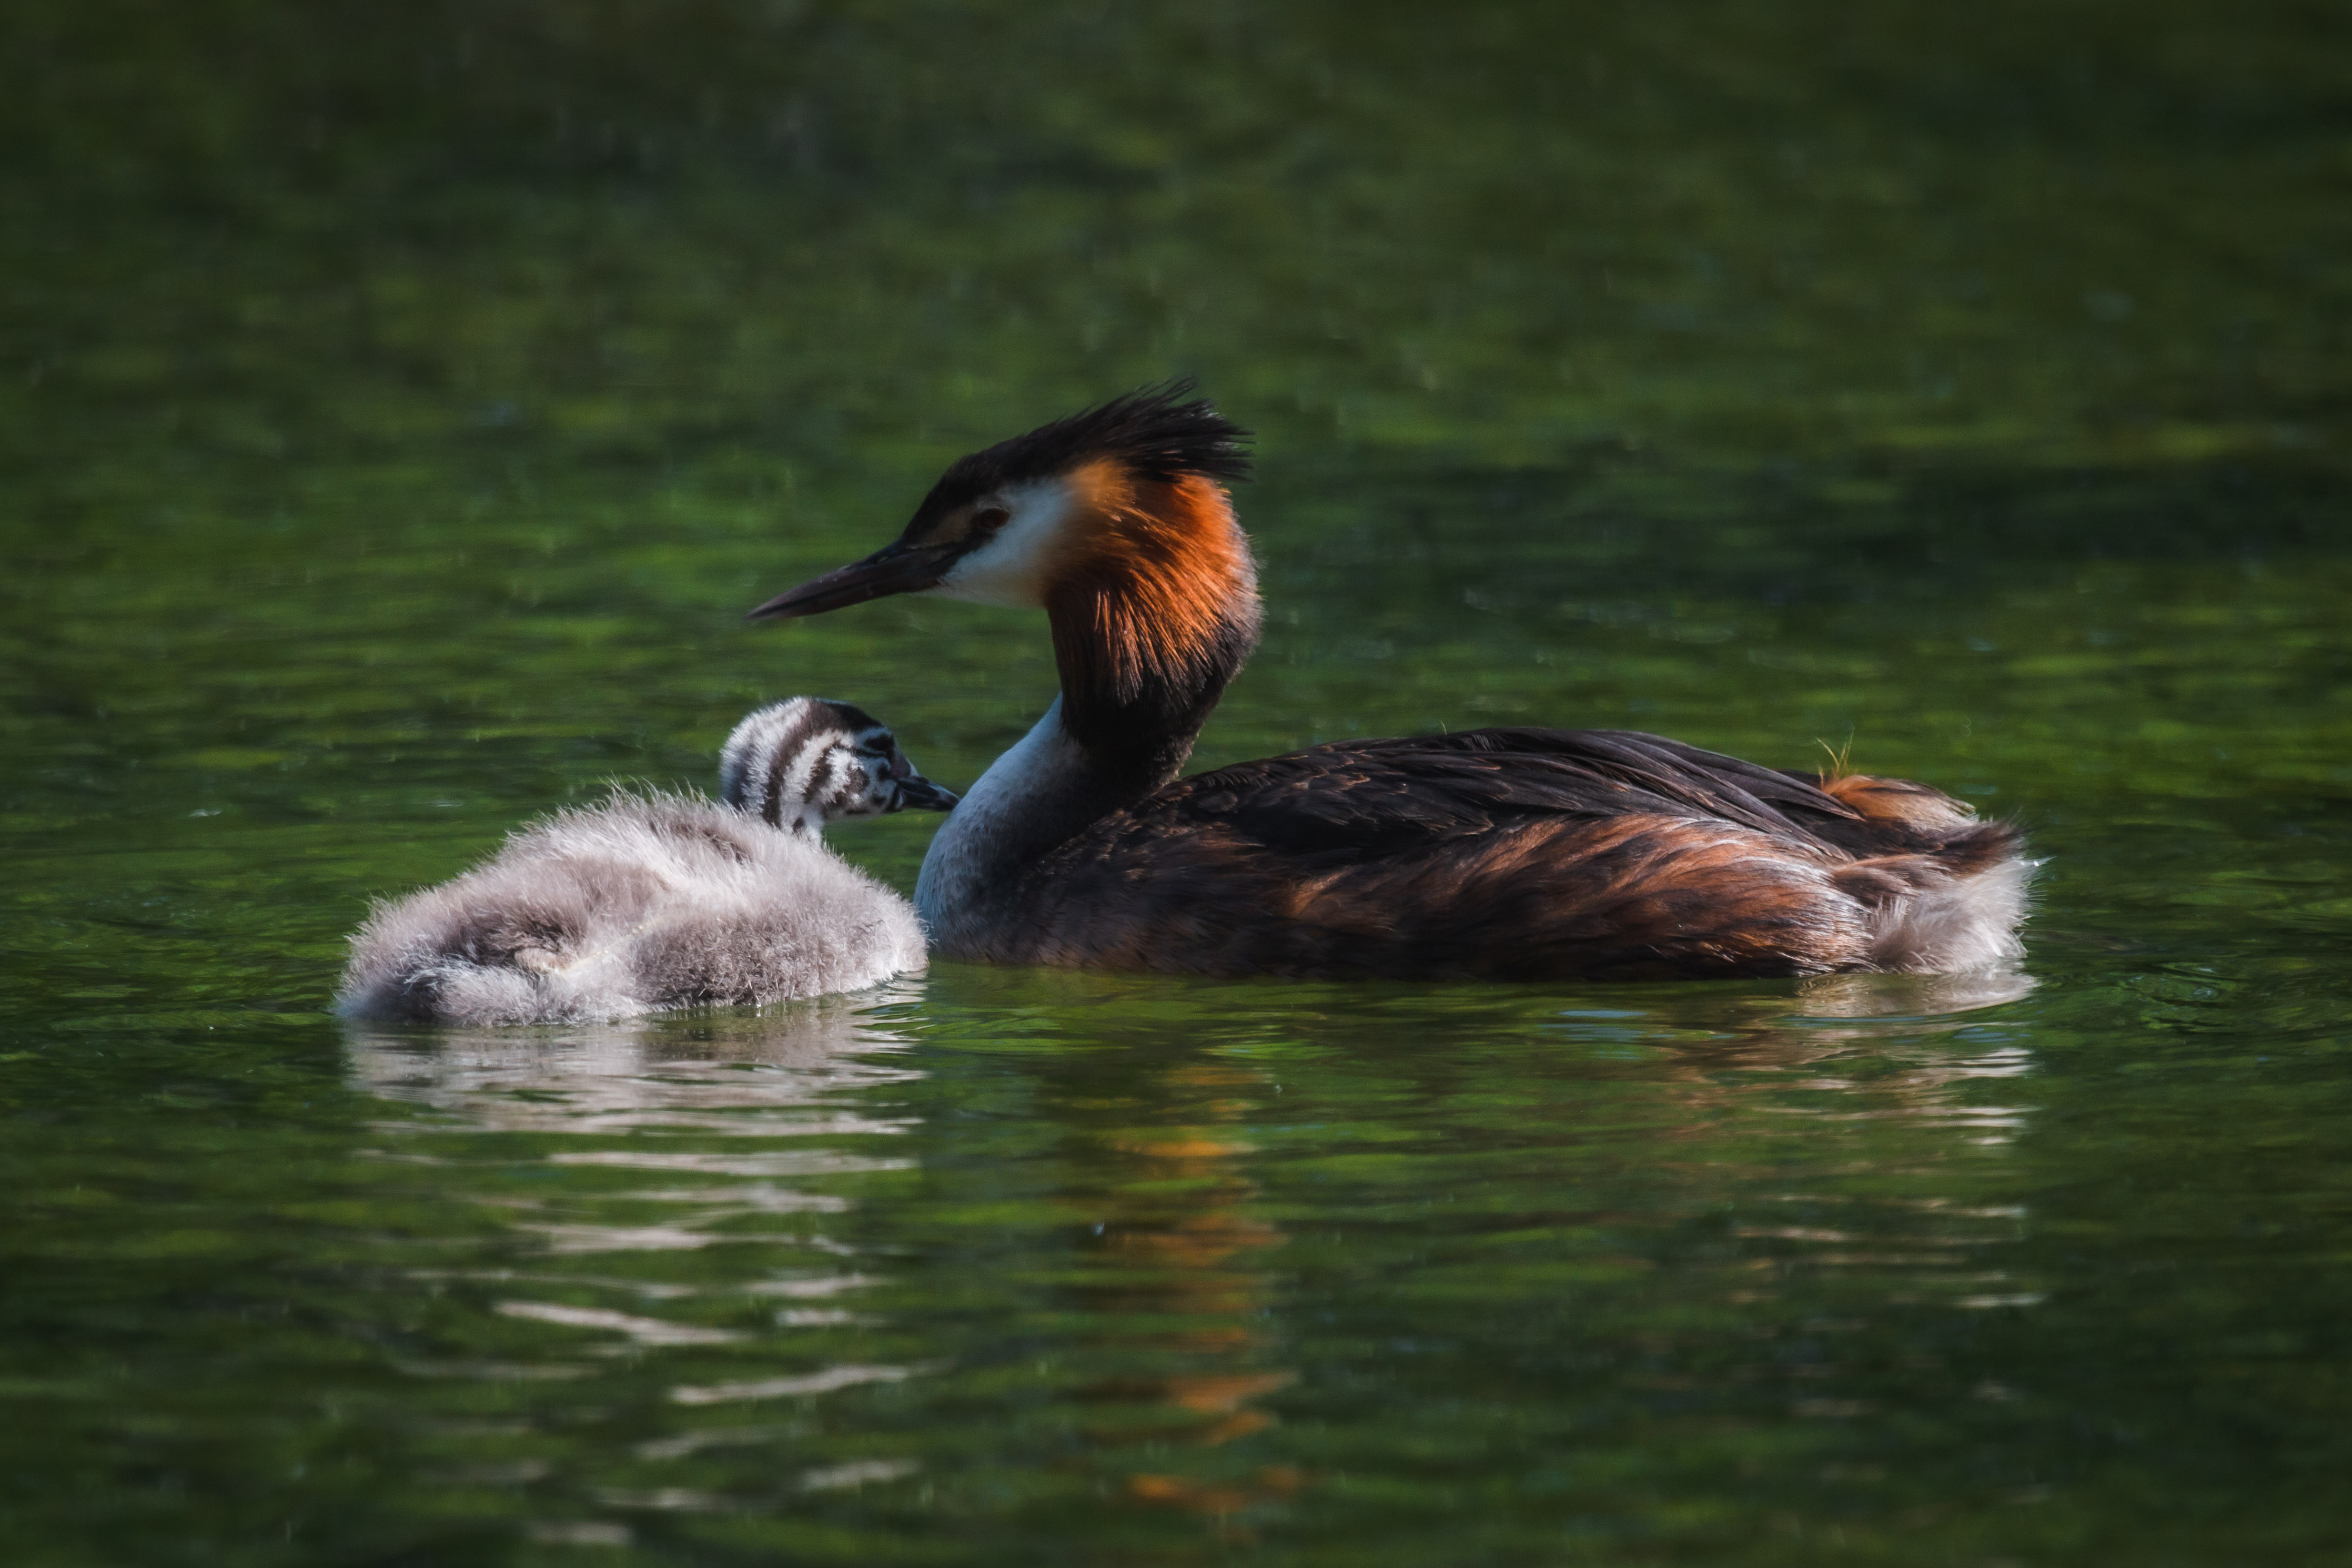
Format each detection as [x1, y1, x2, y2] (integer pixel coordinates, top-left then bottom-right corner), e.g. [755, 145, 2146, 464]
[892, 774, 960, 813]
[746, 540, 955, 621]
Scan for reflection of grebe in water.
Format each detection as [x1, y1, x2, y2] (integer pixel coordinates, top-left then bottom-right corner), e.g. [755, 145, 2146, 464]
[341, 997, 935, 1484]
[1057, 978, 2036, 1537]
[341, 992, 924, 1137]
[337, 699, 955, 1026]
[1624, 972, 2048, 1326]
[1062, 1053, 1304, 1533]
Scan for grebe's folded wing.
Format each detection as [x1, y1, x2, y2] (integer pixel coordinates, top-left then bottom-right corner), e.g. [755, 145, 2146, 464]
[1162, 728, 1862, 865]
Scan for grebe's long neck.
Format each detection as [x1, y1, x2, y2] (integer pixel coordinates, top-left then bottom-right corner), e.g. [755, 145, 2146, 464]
[916, 470, 1259, 950]
[915, 697, 1114, 948]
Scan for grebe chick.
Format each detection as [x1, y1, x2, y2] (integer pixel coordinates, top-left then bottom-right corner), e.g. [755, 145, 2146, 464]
[336, 699, 957, 1025]
[747, 385, 2034, 983]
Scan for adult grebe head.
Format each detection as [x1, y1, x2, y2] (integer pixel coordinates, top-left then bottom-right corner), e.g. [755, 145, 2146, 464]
[746, 383, 1261, 763]
[745, 381, 1253, 622]
[718, 697, 957, 835]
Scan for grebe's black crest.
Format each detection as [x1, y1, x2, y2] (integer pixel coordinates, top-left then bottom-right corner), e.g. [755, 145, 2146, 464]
[913, 381, 1251, 525]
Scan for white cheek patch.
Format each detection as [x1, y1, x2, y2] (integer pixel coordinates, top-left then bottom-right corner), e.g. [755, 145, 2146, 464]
[933, 477, 1075, 609]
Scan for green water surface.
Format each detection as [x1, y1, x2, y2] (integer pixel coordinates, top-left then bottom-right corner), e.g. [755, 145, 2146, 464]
[4, 2, 2350, 1563]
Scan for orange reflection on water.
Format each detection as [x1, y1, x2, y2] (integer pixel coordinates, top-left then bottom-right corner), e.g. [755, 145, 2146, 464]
[1069, 1058, 1304, 1530]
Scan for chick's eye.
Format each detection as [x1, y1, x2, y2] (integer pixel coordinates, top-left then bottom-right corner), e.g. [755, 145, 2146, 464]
[971, 507, 1010, 534]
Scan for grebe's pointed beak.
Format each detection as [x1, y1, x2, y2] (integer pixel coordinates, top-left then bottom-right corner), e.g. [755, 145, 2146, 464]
[893, 773, 960, 812]
[745, 540, 954, 621]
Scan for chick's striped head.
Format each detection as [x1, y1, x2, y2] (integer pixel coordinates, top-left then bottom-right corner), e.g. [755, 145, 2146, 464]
[719, 699, 957, 835]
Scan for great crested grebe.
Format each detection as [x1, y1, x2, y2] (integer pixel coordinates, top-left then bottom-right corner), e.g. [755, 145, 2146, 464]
[337, 699, 957, 1024]
[748, 387, 2033, 981]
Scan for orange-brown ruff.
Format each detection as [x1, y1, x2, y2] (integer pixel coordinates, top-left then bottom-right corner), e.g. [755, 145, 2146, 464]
[749, 385, 2032, 981]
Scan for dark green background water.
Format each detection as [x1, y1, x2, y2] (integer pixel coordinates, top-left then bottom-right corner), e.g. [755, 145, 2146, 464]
[4, 2, 2349, 1562]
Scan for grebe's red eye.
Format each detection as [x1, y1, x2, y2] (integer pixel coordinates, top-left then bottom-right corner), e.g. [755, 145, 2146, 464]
[971, 507, 1010, 534]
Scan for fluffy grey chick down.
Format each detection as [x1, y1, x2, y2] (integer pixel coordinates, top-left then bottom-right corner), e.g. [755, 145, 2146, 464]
[336, 699, 956, 1025]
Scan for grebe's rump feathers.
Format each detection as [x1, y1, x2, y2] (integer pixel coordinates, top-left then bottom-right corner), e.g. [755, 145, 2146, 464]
[337, 792, 926, 1025]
